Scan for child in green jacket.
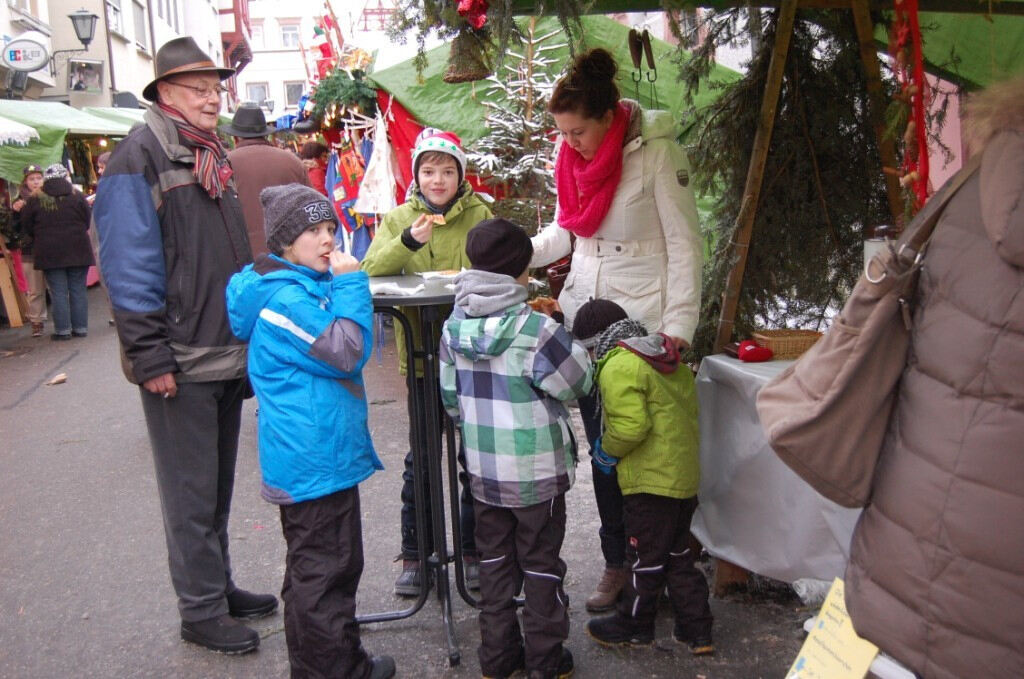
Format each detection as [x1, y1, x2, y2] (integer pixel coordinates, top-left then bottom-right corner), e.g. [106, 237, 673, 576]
[572, 299, 714, 655]
[360, 128, 493, 597]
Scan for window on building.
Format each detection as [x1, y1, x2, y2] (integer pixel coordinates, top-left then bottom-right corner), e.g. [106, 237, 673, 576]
[280, 23, 300, 49]
[284, 81, 304, 107]
[133, 1, 149, 49]
[106, 0, 123, 35]
[250, 21, 264, 49]
[246, 82, 269, 105]
[156, 0, 163, 19]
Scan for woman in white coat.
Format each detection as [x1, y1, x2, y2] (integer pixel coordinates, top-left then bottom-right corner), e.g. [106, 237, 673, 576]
[532, 48, 703, 612]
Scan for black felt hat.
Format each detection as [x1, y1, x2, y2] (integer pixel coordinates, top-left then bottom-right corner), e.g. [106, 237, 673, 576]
[219, 105, 275, 138]
[143, 37, 235, 102]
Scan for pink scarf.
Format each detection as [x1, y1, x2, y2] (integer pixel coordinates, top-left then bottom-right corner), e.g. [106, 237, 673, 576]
[555, 101, 630, 238]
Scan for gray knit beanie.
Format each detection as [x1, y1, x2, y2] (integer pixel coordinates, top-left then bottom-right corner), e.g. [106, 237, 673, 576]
[261, 183, 339, 256]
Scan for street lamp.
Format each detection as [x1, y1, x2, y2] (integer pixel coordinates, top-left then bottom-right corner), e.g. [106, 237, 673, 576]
[49, 9, 100, 78]
[261, 99, 275, 114]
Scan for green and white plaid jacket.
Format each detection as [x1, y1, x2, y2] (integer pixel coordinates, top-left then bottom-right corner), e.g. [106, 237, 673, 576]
[439, 271, 594, 508]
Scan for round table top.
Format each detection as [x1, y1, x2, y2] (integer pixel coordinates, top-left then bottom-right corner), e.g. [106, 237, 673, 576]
[368, 274, 457, 308]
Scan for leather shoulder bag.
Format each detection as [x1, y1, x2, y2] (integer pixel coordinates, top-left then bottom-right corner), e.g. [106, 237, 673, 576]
[755, 156, 981, 508]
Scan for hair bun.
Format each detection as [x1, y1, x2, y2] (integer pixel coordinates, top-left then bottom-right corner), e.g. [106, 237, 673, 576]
[573, 48, 617, 84]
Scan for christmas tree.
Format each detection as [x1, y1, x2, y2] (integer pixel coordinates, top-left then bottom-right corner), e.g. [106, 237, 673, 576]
[466, 18, 565, 233]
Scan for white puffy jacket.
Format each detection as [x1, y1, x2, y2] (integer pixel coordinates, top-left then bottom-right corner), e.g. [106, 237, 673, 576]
[531, 103, 702, 343]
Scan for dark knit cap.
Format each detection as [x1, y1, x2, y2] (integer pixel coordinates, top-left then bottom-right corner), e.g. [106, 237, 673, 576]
[261, 183, 339, 256]
[573, 299, 629, 347]
[466, 218, 533, 279]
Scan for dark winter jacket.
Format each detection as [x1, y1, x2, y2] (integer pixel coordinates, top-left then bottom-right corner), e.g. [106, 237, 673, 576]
[20, 178, 94, 270]
[844, 129, 1024, 679]
[227, 138, 311, 257]
[93, 106, 254, 385]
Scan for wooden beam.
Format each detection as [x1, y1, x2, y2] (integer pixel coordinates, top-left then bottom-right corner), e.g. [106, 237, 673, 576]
[851, 0, 904, 227]
[713, 0, 799, 354]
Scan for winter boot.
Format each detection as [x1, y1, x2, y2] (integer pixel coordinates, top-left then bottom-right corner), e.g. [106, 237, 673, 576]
[673, 622, 714, 656]
[585, 567, 627, 613]
[527, 647, 574, 679]
[586, 613, 655, 648]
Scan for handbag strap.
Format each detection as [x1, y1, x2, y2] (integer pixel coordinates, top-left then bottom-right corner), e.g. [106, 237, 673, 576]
[897, 153, 983, 260]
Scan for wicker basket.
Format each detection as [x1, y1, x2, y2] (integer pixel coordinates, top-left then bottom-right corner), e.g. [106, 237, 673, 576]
[752, 329, 823, 360]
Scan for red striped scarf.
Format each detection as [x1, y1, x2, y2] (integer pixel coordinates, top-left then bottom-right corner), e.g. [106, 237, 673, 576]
[157, 102, 233, 198]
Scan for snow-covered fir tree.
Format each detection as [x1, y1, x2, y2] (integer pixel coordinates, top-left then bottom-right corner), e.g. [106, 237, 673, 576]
[466, 19, 565, 233]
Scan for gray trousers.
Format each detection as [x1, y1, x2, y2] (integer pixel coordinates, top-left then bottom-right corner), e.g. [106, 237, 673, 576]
[139, 378, 246, 622]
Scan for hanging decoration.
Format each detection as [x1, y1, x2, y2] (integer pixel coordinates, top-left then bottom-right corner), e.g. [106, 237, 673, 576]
[457, 0, 489, 29]
[889, 0, 930, 210]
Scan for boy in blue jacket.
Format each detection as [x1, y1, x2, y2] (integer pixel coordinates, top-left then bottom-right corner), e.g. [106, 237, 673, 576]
[226, 184, 394, 679]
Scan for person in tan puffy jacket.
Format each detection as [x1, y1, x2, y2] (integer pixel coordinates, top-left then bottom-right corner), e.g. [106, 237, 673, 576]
[843, 75, 1024, 679]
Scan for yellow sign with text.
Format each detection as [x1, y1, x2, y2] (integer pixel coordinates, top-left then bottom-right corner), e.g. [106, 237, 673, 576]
[786, 578, 879, 679]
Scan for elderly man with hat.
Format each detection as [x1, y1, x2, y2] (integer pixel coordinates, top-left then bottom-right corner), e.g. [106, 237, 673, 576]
[222, 105, 310, 257]
[93, 37, 274, 654]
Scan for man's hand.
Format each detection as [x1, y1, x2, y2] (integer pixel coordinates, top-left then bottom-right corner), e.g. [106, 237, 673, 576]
[409, 214, 435, 244]
[330, 250, 360, 276]
[143, 372, 177, 399]
[12, 198, 24, 212]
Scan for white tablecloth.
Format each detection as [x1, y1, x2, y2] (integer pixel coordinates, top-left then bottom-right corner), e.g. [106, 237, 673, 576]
[690, 354, 862, 583]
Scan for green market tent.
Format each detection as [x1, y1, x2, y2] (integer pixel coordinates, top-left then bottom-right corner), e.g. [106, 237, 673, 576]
[898, 11, 1024, 88]
[498, 1, 1023, 89]
[369, 15, 741, 147]
[0, 100, 131, 183]
[84, 106, 148, 128]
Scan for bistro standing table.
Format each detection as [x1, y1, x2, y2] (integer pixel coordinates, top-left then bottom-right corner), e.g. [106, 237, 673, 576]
[358, 275, 476, 667]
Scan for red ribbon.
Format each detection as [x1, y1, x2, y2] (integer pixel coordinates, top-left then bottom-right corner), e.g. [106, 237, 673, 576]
[890, 0, 930, 208]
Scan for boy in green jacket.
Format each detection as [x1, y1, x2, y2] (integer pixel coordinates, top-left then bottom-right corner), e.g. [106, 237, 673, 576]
[572, 299, 714, 655]
[360, 128, 493, 596]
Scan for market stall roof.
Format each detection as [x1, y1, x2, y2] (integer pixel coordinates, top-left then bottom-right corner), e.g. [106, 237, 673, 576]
[84, 106, 148, 128]
[0, 100, 131, 137]
[0, 115, 40, 147]
[0, 100, 131, 183]
[501, 0, 1024, 89]
[369, 15, 741, 147]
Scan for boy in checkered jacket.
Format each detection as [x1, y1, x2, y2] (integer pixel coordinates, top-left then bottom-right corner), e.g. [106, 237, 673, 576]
[439, 218, 593, 679]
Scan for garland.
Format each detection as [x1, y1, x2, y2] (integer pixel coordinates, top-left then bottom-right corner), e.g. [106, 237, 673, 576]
[890, 0, 930, 209]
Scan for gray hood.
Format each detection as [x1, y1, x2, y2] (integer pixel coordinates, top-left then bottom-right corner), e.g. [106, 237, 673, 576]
[453, 269, 528, 317]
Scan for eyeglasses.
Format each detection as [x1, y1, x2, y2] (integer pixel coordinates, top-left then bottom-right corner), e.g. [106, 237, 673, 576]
[165, 81, 227, 99]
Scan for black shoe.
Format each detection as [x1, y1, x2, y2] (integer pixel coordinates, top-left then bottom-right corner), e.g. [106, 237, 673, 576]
[527, 647, 573, 679]
[227, 588, 278, 619]
[394, 559, 426, 597]
[672, 624, 714, 656]
[180, 614, 259, 654]
[72, 331, 87, 338]
[368, 654, 396, 679]
[50, 333, 71, 341]
[586, 614, 654, 647]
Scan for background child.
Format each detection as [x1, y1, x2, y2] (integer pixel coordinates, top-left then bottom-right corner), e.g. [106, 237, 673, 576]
[572, 299, 714, 655]
[226, 184, 394, 679]
[439, 218, 593, 679]
[361, 127, 493, 596]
